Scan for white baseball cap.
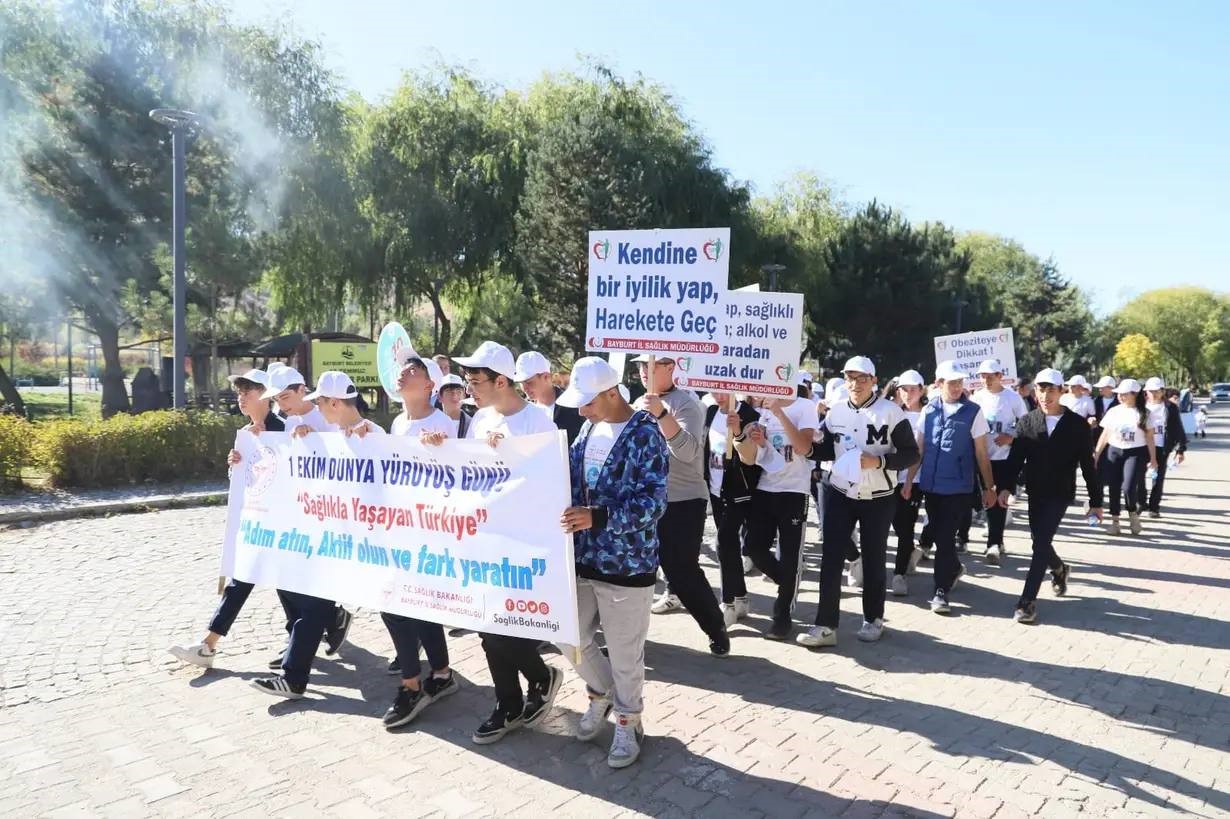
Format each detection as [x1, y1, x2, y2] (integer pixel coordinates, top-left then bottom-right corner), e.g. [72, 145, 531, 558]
[977, 359, 1004, 375]
[795, 371, 812, 386]
[1065, 374, 1090, 389]
[228, 369, 268, 388]
[1115, 378, 1142, 394]
[1095, 376, 1117, 389]
[513, 351, 552, 382]
[453, 341, 517, 381]
[1144, 377, 1165, 392]
[1035, 368, 1065, 386]
[896, 369, 925, 387]
[557, 357, 621, 408]
[630, 353, 675, 363]
[935, 360, 968, 382]
[842, 356, 875, 376]
[825, 381, 850, 405]
[618, 384, 631, 402]
[438, 374, 465, 390]
[261, 365, 306, 399]
[305, 371, 359, 401]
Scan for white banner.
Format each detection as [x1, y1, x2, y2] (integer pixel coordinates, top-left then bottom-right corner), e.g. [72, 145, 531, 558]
[672, 291, 804, 398]
[221, 430, 579, 644]
[933, 327, 1018, 389]
[586, 228, 729, 357]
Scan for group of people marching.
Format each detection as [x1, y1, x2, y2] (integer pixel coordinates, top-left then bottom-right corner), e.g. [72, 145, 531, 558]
[169, 341, 1196, 769]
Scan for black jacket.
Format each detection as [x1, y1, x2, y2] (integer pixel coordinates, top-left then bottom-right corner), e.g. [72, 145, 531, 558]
[1002, 408, 1102, 507]
[1160, 401, 1188, 455]
[549, 387, 586, 446]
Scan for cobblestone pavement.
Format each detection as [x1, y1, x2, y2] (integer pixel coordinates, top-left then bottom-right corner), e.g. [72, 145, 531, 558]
[1, 422, 1228, 817]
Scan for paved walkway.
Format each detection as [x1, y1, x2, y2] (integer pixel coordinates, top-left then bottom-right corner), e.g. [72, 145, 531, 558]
[1, 416, 1227, 817]
[0, 480, 227, 524]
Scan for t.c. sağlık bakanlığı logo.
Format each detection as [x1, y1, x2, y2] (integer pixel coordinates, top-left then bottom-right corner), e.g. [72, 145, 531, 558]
[702, 237, 723, 261]
[592, 238, 611, 260]
[245, 446, 278, 498]
[674, 356, 693, 372]
[774, 363, 795, 382]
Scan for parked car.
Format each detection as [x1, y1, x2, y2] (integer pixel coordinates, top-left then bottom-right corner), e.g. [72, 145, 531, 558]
[15, 377, 33, 388]
[1211, 383, 1230, 404]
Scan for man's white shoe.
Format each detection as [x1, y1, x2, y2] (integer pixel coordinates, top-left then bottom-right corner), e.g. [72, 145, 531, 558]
[848, 559, 864, 589]
[169, 642, 215, 669]
[742, 556, 754, 574]
[856, 619, 884, 642]
[577, 695, 613, 742]
[795, 625, 837, 648]
[733, 596, 749, 619]
[983, 545, 1001, 566]
[607, 714, 644, 769]
[650, 594, 683, 615]
[906, 547, 923, 576]
[890, 574, 908, 596]
[722, 604, 738, 627]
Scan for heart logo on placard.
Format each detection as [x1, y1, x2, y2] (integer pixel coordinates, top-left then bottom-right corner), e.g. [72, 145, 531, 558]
[592, 239, 610, 260]
[702, 237, 723, 261]
[675, 356, 693, 372]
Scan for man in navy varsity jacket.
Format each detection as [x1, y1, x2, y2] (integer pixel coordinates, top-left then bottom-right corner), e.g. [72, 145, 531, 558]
[798, 356, 920, 648]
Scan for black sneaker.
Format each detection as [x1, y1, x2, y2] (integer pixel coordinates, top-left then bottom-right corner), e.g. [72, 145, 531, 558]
[387, 658, 401, 676]
[383, 686, 429, 729]
[472, 707, 523, 745]
[522, 666, 563, 728]
[324, 607, 353, 656]
[764, 619, 791, 641]
[251, 675, 305, 699]
[423, 672, 459, 701]
[930, 589, 950, 615]
[709, 633, 731, 657]
[268, 650, 286, 670]
[1051, 563, 1070, 597]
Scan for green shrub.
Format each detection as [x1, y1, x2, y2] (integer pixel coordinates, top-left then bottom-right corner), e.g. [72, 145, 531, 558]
[32, 410, 243, 488]
[0, 413, 31, 490]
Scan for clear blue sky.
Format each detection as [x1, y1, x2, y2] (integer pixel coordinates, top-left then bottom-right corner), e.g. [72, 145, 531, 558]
[231, 1, 1229, 315]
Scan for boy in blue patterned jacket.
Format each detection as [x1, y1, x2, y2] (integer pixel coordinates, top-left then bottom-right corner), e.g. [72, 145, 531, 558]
[558, 357, 668, 769]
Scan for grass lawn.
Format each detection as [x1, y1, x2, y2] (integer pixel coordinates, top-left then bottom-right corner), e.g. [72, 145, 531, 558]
[17, 389, 102, 421]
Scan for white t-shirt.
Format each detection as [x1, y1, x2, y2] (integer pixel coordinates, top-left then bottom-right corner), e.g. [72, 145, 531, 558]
[707, 412, 728, 498]
[936, 401, 990, 437]
[283, 406, 337, 433]
[1100, 404, 1147, 449]
[583, 421, 628, 489]
[755, 399, 819, 495]
[1145, 402, 1167, 448]
[1045, 415, 1061, 436]
[1061, 393, 1096, 419]
[465, 402, 558, 440]
[391, 408, 455, 438]
[971, 388, 1029, 461]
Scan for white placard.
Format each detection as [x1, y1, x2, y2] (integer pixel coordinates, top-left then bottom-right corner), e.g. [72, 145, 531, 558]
[933, 327, 1017, 388]
[221, 430, 579, 644]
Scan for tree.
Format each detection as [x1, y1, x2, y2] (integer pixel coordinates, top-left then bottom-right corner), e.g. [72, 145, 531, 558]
[1113, 333, 1164, 378]
[514, 66, 753, 358]
[1, 0, 345, 414]
[806, 202, 972, 378]
[1114, 287, 1230, 384]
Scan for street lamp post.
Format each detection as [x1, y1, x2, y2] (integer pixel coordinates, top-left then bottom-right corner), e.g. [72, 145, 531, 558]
[149, 108, 199, 409]
[760, 263, 786, 292]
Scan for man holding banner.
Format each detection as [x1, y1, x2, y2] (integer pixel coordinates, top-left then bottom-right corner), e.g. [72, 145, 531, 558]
[557, 357, 668, 769]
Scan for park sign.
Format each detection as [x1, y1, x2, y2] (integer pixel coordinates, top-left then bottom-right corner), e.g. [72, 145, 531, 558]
[933, 327, 1017, 389]
[672, 291, 804, 398]
[311, 340, 379, 388]
[585, 228, 729, 357]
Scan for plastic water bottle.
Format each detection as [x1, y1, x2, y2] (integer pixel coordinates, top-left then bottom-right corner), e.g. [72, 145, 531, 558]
[1147, 465, 1158, 482]
[1087, 513, 1099, 528]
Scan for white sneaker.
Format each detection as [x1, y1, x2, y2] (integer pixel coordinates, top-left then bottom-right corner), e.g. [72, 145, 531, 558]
[848, 559, 864, 589]
[169, 642, 215, 669]
[577, 695, 613, 742]
[1108, 517, 1122, 536]
[607, 714, 644, 768]
[742, 556, 754, 574]
[1005, 508, 1014, 527]
[722, 604, 738, 627]
[650, 594, 683, 615]
[890, 574, 908, 596]
[983, 545, 1001, 566]
[856, 619, 884, 642]
[795, 625, 837, 648]
[733, 596, 749, 619]
[906, 547, 923, 575]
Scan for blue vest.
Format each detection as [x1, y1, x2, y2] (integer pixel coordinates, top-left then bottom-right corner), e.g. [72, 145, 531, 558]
[919, 399, 979, 495]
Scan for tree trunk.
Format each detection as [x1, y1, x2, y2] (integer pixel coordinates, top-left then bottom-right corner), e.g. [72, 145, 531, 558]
[427, 288, 451, 353]
[0, 361, 25, 416]
[94, 319, 131, 418]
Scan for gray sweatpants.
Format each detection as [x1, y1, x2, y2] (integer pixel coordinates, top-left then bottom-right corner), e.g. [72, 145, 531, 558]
[556, 578, 653, 716]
